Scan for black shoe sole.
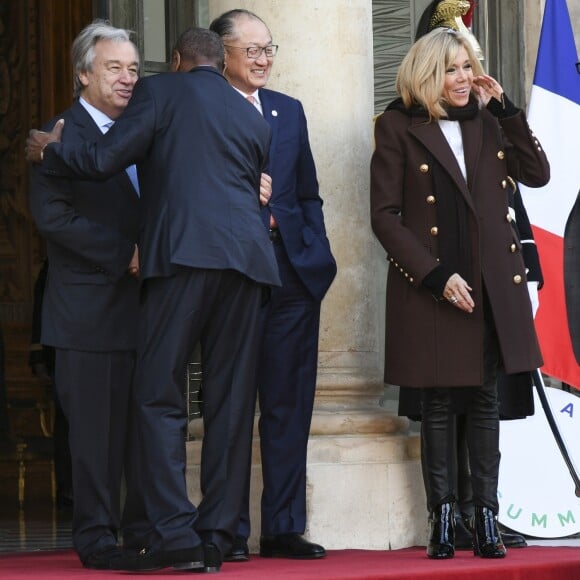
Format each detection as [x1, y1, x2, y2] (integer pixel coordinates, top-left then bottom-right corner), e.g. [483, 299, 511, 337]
[223, 554, 250, 562]
[171, 560, 206, 571]
[504, 541, 527, 548]
[192, 565, 221, 573]
[124, 547, 205, 572]
[427, 554, 455, 559]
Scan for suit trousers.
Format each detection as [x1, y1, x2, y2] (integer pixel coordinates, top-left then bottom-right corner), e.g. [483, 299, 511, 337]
[133, 267, 263, 555]
[421, 301, 501, 513]
[54, 348, 135, 559]
[237, 243, 321, 538]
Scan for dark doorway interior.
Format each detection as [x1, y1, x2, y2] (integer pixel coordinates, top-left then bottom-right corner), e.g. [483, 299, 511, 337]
[0, 0, 92, 522]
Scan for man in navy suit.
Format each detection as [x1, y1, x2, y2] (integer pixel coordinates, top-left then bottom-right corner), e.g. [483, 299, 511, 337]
[26, 28, 280, 573]
[28, 21, 141, 570]
[210, 10, 337, 561]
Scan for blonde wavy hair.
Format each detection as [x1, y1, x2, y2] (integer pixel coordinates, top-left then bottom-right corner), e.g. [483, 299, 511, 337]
[395, 27, 485, 120]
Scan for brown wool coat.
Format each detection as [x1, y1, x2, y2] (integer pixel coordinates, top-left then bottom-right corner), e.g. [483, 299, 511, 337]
[370, 107, 550, 388]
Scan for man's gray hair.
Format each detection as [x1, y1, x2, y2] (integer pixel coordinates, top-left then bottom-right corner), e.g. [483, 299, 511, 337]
[71, 19, 138, 97]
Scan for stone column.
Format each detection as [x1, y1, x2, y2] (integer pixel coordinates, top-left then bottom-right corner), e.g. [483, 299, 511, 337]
[186, 0, 425, 551]
[207, 0, 387, 425]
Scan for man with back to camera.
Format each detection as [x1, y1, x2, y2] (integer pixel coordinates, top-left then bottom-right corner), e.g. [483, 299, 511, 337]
[208, 9, 337, 561]
[27, 20, 141, 569]
[169, 27, 274, 208]
[26, 26, 280, 573]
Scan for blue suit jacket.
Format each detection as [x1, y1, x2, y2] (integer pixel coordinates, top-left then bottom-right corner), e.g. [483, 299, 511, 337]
[42, 67, 280, 289]
[259, 89, 336, 301]
[29, 100, 141, 351]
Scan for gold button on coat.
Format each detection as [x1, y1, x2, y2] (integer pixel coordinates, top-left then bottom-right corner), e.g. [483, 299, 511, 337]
[426, 195, 436, 204]
[510, 243, 517, 253]
[501, 180, 507, 189]
[430, 226, 438, 236]
[513, 274, 522, 284]
[497, 151, 505, 160]
[420, 164, 429, 173]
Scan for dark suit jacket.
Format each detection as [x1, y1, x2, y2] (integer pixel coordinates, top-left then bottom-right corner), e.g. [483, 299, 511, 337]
[259, 89, 336, 301]
[565, 191, 580, 364]
[42, 67, 280, 288]
[29, 100, 141, 352]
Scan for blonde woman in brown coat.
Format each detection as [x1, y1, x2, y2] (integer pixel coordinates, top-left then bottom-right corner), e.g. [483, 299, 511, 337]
[370, 28, 549, 560]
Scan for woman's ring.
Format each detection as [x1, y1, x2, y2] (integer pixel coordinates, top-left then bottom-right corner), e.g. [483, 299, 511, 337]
[450, 296, 458, 304]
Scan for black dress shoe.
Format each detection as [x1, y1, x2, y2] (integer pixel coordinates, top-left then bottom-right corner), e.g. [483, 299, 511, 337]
[82, 546, 125, 570]
[223, 535, 249, 562]
[120, 545, 205, 571]
[472, 506, 507, 558]
[498, 523, 527, 548]
[190, 543, 221, 573]
[454, 515, 473, 550]
[260, 534, 326, 559]
[122, 545, 150, 557]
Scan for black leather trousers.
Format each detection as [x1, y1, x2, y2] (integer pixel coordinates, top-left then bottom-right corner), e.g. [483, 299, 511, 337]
[421, 305, 501, 513]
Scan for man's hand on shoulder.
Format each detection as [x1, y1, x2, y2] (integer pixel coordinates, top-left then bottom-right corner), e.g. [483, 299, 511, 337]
[26, 118, 65, 163]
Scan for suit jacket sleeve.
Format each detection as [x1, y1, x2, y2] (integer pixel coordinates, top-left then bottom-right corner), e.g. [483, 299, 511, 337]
[500, 111, 550, 188]
[296, 102, 327, 236]
[41, 78, 157, 180]
[29, 163, 136, 281]
[512, 183, 543, 287]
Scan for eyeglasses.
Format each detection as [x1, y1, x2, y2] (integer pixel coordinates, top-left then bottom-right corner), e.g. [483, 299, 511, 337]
[224, 44, 279, 59]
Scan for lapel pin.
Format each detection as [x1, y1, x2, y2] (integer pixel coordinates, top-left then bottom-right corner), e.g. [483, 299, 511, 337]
[271, 110, 278, 117]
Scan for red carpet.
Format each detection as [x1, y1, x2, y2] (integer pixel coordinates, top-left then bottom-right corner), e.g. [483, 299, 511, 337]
[1, 547, 580, 579]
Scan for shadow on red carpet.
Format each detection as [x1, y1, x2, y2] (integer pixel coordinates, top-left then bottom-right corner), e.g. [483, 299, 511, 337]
[1, 546, 579, 579]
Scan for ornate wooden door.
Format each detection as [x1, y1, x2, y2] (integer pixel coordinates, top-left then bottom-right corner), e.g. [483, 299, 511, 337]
[0, 0, 92, 440]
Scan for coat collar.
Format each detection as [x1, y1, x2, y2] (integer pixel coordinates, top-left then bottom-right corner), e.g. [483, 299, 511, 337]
[69, 99, 107, 140]
[408, 114, 482, 209]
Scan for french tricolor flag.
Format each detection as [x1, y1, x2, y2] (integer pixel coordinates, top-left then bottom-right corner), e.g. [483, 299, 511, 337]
[520, 0, 580, 388]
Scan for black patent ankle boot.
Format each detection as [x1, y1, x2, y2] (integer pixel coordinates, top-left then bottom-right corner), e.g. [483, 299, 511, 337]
[472, 506, 506, 558]
[427, 502, 455, 559]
